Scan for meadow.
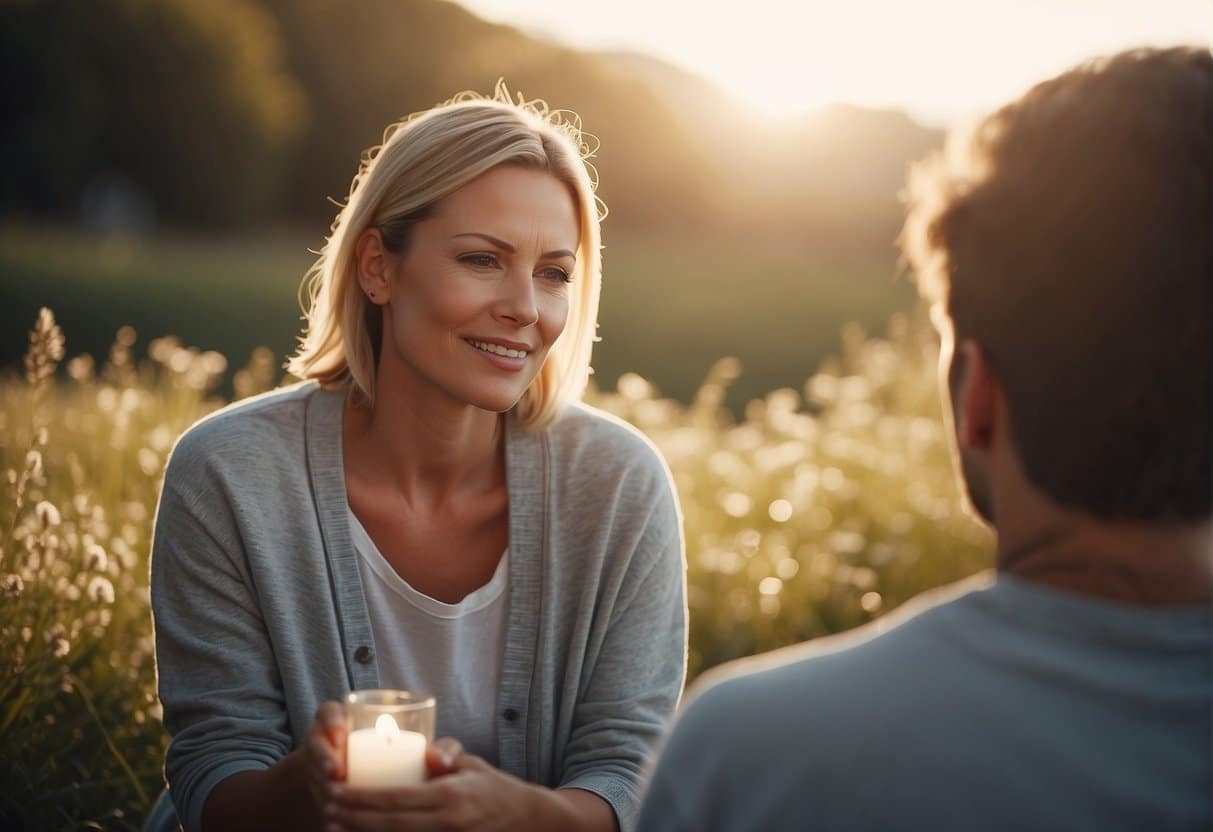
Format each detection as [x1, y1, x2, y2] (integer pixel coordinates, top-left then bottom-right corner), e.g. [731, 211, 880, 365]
[0, 302, 991, 829]
[0, 224, 916, 411]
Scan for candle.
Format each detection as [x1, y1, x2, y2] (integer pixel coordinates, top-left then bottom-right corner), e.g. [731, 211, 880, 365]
[347, 713, 428, 787]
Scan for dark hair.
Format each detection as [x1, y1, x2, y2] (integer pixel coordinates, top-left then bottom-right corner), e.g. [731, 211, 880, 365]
[901, 46, 1212, 521]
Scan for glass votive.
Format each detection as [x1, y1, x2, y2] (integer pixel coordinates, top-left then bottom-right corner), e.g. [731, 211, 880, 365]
[345, 689, 436, 787]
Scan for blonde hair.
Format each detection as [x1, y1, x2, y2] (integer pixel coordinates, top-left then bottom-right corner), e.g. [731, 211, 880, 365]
[287, 83, 604, 430]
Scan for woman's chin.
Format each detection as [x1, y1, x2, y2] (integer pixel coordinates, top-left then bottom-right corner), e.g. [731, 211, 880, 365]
[459, 382, 530, 414]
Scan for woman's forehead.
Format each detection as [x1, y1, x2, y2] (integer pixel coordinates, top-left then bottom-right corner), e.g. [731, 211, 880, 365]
[427, 167, 580, 249]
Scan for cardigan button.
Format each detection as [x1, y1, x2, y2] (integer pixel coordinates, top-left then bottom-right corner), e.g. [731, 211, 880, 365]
[502, 708, 519, 722]
[354, 645, 374, 664]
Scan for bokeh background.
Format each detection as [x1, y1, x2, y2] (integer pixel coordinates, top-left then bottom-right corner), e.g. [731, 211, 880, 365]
[1, 0, 1207, 828]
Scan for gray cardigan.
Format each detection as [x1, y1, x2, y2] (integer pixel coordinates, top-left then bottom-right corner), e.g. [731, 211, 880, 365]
[149, 382, 687, 832]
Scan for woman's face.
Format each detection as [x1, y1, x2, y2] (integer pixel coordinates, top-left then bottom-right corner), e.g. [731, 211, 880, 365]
[371, 164, 580, 413]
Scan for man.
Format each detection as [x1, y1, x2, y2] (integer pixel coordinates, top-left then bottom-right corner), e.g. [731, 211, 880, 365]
[637, 46, 1212, 832]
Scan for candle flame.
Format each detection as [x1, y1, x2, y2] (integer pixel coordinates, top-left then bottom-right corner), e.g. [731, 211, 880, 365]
[375, 713, 400, 739]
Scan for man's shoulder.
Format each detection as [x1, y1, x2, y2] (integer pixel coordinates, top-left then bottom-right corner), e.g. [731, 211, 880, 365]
[688, 572, 995, 719]
[642, 574, 1002, 831]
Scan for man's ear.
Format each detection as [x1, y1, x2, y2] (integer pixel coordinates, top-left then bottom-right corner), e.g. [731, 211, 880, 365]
[354, 228, 392, 304]
[953, 339, 999, 451]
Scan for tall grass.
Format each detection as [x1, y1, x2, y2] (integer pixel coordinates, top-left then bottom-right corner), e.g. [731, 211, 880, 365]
[0, 309, 990, 829]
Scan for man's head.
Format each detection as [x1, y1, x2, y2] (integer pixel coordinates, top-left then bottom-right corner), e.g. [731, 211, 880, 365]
[901, 47, 1212, 525]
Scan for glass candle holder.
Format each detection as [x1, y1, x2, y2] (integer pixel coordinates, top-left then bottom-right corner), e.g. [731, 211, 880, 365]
[345, 689, 436, 787]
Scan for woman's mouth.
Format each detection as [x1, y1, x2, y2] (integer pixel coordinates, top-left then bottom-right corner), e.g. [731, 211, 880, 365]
[464, 338, 529, 372]
[466, 339, 528, 359]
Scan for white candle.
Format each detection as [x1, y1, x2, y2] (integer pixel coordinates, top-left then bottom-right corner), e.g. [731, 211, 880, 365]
[347, 713, 428, 787]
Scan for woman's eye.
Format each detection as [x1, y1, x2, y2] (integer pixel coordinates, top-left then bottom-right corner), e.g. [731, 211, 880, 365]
[460, 253, 498, 269]
[540, 267, 572, 284]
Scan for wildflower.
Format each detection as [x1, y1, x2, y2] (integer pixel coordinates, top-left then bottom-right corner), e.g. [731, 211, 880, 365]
[1, 574, 24, 596]
[861, 592, 884, 613]
[149, 335, 180, 364]
[115, 325, 136, 348]
[23, 307, 66, 388]
[66, 353, 95, 382]
[87, 575, 115, 604]
[768, 499, 794, 522]
[34, 500, 61, 528]
[24, 449, 42, 478]
[137, 448, 160, 476]
[85, 543, 108, 572]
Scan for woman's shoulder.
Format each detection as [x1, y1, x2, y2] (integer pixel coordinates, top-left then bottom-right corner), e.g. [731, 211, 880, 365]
[165, 380, 328, 479]
[544, 400, 674, 490]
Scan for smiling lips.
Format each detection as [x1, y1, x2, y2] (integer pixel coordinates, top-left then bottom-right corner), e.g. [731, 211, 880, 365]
[467, 338, 529, 359]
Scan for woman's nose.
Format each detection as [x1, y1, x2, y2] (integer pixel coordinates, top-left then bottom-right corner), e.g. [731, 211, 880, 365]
[494, 268, 539, 327]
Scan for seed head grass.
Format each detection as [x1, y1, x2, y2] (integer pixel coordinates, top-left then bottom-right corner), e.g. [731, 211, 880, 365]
[0, 308, 989, 829]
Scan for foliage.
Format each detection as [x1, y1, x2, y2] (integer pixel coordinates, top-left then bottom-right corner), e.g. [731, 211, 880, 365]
[0, 0, 304, 227]
[0, 309, 989, 829]
[593, 315, 992, 673]
[256, 0, 727, 231]
[1, 0, 939, 235]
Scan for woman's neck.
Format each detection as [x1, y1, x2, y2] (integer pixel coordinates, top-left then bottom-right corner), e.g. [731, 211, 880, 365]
[344, 359, 505, 506]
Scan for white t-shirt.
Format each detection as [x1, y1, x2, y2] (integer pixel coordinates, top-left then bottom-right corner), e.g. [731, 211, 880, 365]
[347, 506, 508, 765]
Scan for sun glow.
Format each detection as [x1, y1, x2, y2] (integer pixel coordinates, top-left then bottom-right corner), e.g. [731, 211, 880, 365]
[457, 0, 1212, 125]
[722, 61, 843, 118]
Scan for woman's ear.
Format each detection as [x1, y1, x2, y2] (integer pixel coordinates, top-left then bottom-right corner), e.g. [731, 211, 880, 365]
[953, 339, 1000, 451]
[354, 228, 392, 305]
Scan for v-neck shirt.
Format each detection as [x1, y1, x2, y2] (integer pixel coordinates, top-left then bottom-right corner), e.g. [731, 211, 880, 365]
[346, 506, 508, 764]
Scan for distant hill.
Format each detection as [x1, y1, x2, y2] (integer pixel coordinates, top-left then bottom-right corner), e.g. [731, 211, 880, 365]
[256, 0, 729, 231]
[601, 48, 944, 245]
[1, 0, 944, 245]
[257, 0, 944, 245]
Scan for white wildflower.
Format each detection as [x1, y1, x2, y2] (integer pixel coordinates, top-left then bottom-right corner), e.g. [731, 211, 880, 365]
[87, 575, 115, 605]
[34, 500, 61, 528]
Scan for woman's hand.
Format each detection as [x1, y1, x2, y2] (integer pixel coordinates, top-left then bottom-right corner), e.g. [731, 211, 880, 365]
[323, 740, 589, 832]
[304, 701, 349, 811]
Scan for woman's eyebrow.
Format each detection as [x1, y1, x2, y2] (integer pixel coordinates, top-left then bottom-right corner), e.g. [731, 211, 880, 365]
[452, 232, 575, 260]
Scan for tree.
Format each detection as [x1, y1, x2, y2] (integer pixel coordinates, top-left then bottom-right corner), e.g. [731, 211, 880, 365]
[0, 0, 305, 228]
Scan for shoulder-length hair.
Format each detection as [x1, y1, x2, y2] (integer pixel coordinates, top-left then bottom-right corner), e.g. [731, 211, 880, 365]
[287, 83, 604, 431]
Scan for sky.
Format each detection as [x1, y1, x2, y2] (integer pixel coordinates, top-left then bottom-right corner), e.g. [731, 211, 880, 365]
[456, 0, 1212, 125]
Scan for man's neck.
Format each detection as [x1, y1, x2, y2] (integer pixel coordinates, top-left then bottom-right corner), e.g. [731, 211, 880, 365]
[996, 516, 1213, 606]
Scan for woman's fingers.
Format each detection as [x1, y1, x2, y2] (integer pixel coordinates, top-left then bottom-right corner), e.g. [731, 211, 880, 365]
[449, 752, 491, 772]
[313, 701, 348, 780]
[316, 701, 348, 745]
[426, 736, 463, 776]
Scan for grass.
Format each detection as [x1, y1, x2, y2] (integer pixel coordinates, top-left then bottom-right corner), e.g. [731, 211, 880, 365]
[0, 293, 988, 828]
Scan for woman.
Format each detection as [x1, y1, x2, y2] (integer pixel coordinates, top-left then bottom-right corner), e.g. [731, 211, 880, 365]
[147, 89, 686, 832]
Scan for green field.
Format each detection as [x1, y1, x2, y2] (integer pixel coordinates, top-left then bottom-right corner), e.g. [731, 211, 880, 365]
[0, 303, 990, 828]
[0, 224, 916, 410]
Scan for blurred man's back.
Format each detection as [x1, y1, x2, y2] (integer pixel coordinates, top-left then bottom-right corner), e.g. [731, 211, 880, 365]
[637, 46, 1212, 832]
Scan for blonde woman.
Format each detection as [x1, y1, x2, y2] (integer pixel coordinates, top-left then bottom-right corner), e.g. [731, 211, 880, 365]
[146, 89, 686, 832]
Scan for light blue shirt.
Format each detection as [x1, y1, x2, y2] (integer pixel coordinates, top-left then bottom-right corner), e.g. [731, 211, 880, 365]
[637, 571, 1212, 832]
